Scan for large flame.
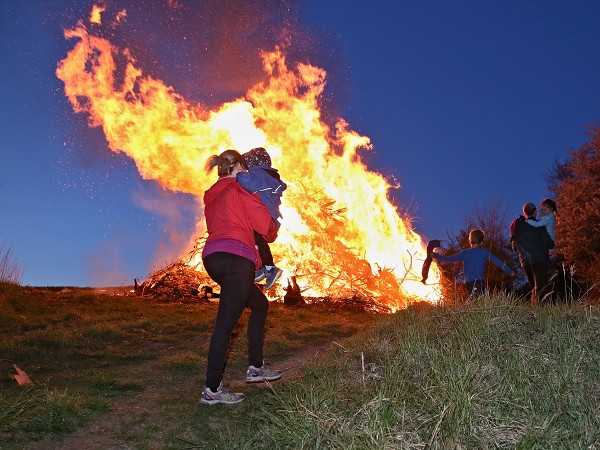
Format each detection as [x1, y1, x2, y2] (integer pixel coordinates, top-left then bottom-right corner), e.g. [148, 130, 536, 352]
[56, 11, 441, 309]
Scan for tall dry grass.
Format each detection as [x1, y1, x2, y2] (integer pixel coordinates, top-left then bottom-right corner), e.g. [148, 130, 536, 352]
[0, 246, 22, 284]
[221, 293, 600, 449]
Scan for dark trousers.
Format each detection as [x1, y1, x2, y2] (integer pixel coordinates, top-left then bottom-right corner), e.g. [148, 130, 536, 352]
[466, 279, 485, 296]
[254, 230, 274, 267]
[523, 261, 550, 301]
[203, 252, 269, 390]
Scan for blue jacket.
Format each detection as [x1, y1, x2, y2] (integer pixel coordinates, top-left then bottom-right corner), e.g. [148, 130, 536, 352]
[237, 165, 286, 227]
[433, 246, 513, 283]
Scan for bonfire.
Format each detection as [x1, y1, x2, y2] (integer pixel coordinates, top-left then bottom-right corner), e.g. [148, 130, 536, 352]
[56, 5, 442, 311]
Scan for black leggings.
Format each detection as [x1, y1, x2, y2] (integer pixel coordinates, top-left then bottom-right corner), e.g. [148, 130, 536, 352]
[203, 252, 269, 390]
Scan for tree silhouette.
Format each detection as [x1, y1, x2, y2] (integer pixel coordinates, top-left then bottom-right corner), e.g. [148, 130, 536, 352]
[548, 123, 600, 287]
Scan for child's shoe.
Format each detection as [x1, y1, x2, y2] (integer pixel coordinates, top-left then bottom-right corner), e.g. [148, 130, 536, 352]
[254, 267, 266, 282]
[264, 266, 283, 290]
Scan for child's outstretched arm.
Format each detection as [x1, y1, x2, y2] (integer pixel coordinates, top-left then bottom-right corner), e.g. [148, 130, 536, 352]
[487, 252, 516, 277]
[526, 215, 552, 228]
[432, 251, 464, 263]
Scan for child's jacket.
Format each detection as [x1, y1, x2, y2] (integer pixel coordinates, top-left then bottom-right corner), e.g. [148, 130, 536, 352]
[237, 165, 287, 227]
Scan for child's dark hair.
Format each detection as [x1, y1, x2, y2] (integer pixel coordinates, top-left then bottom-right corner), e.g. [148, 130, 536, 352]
[469, 229, 485, 245]
[204, 149, 241, 177]
[241, 147, 272, 170]
[540, 198, 557, 212]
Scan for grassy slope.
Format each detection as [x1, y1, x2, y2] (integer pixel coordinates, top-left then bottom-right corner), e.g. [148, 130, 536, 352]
[0, 283, 378, 449]
[1, 284, 600, 449]
[242, 297, 600, 450]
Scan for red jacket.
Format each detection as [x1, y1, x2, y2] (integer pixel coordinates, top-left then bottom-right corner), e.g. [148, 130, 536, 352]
[204, 177, 277, 256]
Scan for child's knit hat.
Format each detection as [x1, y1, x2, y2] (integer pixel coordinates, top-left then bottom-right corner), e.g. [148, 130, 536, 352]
[241, 147, 271, 169]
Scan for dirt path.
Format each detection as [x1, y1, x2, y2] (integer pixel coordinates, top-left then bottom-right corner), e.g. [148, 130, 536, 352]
[24, 343, 329, 450]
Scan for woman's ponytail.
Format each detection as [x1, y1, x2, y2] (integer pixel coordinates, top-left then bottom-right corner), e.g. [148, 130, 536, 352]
[204, 149, 242, 177]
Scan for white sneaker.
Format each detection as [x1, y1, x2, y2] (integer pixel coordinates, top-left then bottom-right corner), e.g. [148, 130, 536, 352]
[200, 385, 245, 404]
[246, 364, 282, 383]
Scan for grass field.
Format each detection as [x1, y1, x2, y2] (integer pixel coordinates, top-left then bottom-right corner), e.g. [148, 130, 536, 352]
[1, 282, 599, 449]
[0, 283, 378, 449]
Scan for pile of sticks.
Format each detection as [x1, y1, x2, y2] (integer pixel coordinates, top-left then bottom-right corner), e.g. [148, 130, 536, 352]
[135, 259, 213, 302]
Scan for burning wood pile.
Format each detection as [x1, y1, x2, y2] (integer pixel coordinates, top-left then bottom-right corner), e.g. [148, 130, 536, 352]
[135, 244, 394, 313]
[134, 258, 214, 302]
[56, 8, 443, 311]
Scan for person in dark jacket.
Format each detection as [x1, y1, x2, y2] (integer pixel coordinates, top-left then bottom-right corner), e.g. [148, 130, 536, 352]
[237, 147, 287, 291]
[511, 202, 555, 303]
[200, 149, 282, 405]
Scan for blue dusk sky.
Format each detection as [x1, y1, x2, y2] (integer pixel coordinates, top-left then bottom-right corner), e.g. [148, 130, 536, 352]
[1, 1, 599, 287]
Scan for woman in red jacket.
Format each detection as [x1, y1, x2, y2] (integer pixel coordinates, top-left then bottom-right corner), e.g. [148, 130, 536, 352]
[200, 149, 282, 405]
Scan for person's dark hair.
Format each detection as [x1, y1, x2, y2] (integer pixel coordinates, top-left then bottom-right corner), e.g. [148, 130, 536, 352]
[469, 229, 485, 245]
[204, 149, 242, 177]
[540, 198, 557, 212]
[241, 147, 272, 169]
[523, 202, 537, 217]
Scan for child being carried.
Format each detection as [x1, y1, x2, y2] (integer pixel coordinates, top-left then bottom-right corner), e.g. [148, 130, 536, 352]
[237, 147, 287, 290]
[525, 198, 557, 243]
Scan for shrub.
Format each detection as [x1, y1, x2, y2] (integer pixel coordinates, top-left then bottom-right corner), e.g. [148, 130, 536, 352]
[549, 124, 600, 286]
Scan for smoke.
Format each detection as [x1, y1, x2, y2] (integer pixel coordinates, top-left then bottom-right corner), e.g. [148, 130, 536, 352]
[81, 180, 200, 286]
[86, 240, 131, 287]
[130, 182, 202, 270]
[86, 1, 296, 105]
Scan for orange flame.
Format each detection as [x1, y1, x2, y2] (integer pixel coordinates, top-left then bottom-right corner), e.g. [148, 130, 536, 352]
[56, 12, 441, 309]
[89, 5, 105, 25]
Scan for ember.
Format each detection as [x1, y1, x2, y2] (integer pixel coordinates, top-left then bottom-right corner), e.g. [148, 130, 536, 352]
[56, 6, 441, 310]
